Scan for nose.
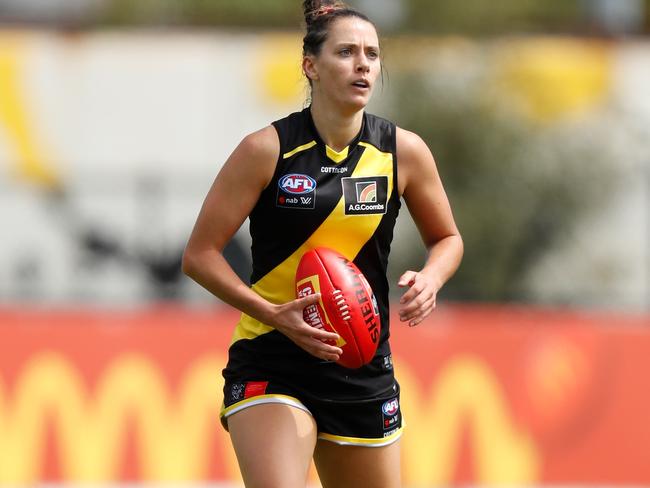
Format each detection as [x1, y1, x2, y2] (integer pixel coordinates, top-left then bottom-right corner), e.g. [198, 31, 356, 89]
[356, 54, 370, 73]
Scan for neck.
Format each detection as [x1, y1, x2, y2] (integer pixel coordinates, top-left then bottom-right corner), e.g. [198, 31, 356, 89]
[309, 100, 364, 152]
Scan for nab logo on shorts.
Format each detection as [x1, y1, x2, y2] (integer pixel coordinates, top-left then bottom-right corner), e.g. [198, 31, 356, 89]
[277, 173, 316, 209]
[342, 176, 388, 215]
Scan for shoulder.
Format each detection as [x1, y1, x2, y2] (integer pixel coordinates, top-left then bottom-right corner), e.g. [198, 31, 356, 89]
[238, 125, 280, 161]
[220, 125, 280, 192]
[395, 127, 439, 195]
[396, 127, 431, 160]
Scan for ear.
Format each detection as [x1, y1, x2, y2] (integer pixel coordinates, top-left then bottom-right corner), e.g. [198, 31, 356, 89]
[302, 55, 319, 81]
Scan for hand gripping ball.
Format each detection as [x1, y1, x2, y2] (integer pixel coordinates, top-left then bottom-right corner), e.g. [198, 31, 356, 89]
[296, 247, 381, 368]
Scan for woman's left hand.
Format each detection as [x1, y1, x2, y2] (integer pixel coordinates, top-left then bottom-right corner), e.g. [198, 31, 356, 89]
[397, 270, 440, 327]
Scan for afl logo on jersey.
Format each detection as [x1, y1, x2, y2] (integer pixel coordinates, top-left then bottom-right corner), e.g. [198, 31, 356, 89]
[277, 173, 317, 209]
[279, 174, 316, 194]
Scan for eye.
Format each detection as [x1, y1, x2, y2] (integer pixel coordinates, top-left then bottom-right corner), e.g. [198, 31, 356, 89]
[339, 48, 352, 56]
[367, 50, 379, 60]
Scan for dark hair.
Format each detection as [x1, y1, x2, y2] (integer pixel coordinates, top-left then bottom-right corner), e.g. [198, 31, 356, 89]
[302, 0, 375, 57]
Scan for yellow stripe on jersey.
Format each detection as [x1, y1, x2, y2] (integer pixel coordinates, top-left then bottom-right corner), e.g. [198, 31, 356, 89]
[231, 142, 394, 344]
[283, 140, 317, 159]
[325, 144, 349, 163]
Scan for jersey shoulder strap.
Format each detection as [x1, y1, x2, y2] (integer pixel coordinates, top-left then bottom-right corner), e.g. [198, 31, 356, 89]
[271, 109, 315, 158]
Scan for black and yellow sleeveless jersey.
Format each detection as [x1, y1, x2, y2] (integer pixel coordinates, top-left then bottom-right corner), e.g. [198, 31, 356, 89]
[223, 107, 401, 401]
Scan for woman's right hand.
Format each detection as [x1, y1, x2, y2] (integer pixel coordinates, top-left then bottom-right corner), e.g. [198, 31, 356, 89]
[270, 293, 343, 362]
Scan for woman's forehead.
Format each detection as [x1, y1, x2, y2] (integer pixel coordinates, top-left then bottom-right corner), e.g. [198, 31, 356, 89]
[326, 17, 379, 46]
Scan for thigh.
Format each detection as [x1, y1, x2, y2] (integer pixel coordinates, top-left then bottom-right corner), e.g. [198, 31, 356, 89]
[227, 403, 318, 488]
[314, 438, 401, 488]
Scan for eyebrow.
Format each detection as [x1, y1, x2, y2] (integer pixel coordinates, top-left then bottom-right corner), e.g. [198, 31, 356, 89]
[335, 42, 380, 50]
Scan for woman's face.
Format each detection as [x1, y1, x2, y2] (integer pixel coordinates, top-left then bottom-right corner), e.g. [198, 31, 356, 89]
[304, 17, 381, 113]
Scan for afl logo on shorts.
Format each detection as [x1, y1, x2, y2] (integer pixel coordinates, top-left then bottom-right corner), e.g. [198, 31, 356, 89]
[279, 174, 316, 194]
[382, 398, 399, 416]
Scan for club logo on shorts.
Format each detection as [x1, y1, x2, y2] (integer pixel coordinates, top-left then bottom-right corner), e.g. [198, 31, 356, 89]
[230, 382, 245, 403]
[277, 173, 316, 209]
[342, 176, 388, 215]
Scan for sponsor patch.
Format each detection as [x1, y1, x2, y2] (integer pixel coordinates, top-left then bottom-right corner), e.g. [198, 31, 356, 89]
[382, 397, 400, 431]
[384, 427, 400, 438]
[342, 176, 388, 215]
[321, 165, 348, 174]
[277, 173, 316, 209]
[244, 381, 268, 399]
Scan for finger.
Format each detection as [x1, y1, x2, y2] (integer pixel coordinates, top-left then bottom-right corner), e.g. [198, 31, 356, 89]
[318, 342, 343, 356]
[397, 270, 417, 288]
[309, 326, 340, 343]
[399, 290, 434, 317]
[399, 278, 426, 304]
[407, 295, 435, 321]
[307, 340, 342, 360]
[295, 292, 321, 308]
[408, 316, 425, 327]
[409, 303, 435, 327]
[320, 350, 342, 362]
[400, 295, 436, 322]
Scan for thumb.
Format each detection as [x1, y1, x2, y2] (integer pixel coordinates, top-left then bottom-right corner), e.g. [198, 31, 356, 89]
[398, 270, 417, 288]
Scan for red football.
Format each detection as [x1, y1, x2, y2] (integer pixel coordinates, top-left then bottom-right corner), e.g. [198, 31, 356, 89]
[295, 247, 381, 369]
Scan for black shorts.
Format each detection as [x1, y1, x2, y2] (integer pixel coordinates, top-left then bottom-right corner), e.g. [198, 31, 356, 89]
[220, 331, 403, 447]
[220, 378, 403, 447]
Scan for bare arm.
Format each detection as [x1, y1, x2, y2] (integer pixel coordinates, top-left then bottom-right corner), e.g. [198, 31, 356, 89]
[182, 126, 342, 360]
[396, 127, 464, 326]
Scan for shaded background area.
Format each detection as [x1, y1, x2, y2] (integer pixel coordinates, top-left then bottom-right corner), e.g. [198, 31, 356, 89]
[1, 0, 649, 486]
[1, 0, 649, 36]
[1, 0, 648, 309]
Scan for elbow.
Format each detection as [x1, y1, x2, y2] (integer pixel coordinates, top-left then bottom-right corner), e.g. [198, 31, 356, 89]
[452, 232, 464, 261]
[181, 247, 199, 279]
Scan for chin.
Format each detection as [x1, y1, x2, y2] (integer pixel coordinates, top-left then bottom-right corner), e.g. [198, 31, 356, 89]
[341, 96, 370, 113]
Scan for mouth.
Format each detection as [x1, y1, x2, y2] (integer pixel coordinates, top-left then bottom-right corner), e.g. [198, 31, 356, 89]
[351, 79, 370, 90]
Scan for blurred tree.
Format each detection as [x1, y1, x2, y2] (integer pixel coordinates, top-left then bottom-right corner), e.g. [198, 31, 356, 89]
[101, 0, 301, 27]
[406, 0, 582, 35]
[383, 66, 615, 302]
[93, 0, 650, 34]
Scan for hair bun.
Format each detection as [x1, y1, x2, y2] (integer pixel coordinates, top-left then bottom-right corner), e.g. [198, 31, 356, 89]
[303, 0, 346, 25]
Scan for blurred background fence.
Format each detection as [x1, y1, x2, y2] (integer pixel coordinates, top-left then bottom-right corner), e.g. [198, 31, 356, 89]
[1, 0, 649, 486]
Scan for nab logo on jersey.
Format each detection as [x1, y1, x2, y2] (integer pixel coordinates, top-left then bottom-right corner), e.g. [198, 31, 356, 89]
[342, 176, 388, 215]
[279, 174, 316, 194]
[277, 173, 317, 209]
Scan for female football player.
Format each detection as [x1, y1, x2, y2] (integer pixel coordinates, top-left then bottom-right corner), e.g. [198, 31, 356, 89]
[182, 1, 463, 486]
